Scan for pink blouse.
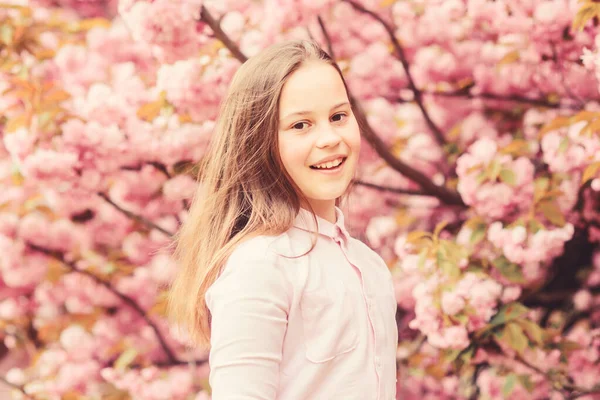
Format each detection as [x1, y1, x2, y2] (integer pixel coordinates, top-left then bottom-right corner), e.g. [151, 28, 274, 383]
[205, 207, 398, 399]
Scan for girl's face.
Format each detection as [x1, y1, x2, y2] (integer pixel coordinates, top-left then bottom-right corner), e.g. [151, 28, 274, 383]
[278, 61, 361, 215]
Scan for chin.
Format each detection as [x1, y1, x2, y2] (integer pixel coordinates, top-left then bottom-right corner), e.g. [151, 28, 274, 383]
[310, 190, 348, 202]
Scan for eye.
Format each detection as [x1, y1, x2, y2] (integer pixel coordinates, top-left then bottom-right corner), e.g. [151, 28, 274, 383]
[331, 112, 347, 122]
[291, 121, 309, 130]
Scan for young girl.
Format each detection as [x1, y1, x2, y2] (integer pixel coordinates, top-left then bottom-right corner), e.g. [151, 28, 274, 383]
[167, 40, 398, 400]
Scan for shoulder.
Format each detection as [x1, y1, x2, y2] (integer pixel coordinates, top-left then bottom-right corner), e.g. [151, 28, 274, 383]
[349, 237, 392, 274]
[349, 236, 379, 258]
[227, 234, 282, 267]
[227, 230, 313, 267]
[207, 233, 295, 304]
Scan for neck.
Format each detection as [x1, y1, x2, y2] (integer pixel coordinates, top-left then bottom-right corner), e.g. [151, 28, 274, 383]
[302, 199, 336, 223]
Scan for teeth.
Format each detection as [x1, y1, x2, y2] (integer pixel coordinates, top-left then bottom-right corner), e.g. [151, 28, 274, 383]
[313, 157, 343, 169]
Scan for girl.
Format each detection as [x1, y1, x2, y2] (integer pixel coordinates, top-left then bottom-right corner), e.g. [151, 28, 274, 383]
[167, 40, 398, 400]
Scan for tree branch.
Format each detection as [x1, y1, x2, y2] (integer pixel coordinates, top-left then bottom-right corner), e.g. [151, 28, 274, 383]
[514, 352, 600, 398]
[317, 15, 335, 59]
[26, 243, 179, 365]
[198, 6, 247, 63]
[353, 179, 428, 196]
[342, 0, 447, 147]
[566, 385, 600, 400]
[420, 88, 583, 110]
[139, 357, 209, 368]
[354, 101, 465, 205]
[550, 42, 586, 109]
[314, 12, 464, 206]
[203, 3, 463, 206]
[97, 192, 175, 237]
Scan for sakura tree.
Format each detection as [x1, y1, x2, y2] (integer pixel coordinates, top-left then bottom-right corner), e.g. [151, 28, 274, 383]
[1, 0, 600, 399]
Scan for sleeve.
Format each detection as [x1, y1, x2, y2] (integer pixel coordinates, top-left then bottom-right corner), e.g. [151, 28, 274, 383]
[205, 255, 291, 400]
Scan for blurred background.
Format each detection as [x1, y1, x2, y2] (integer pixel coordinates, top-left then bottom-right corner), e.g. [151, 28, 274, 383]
[1, 0, 600, 398]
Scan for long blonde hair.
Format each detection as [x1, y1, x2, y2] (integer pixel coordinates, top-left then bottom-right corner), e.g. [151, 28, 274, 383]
[166, 40, 352, 347]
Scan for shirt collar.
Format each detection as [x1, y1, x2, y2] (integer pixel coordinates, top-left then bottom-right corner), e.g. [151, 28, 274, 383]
[293, 206, 350, 242]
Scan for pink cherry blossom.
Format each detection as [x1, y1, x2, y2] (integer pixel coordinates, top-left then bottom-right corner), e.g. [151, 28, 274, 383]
[3, 0, 600, 398]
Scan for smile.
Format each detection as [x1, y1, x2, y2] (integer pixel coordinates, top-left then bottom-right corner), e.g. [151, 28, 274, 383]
[310, 157, 346, 170]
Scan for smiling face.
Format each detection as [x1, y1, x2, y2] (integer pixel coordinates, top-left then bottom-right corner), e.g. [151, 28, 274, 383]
[278, 61, 361, 221]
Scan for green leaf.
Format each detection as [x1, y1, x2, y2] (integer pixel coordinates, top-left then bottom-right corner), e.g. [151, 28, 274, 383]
[504, 322, 529, 354]
[437, 245, 460, 278]
[558, 137, 569, 153]
[499, 169, 517, 186]
[407, 230, 431, 242]
[476, 171, 487, 185]
[470, 223, 487, 245]
[487, 159, 502, 181]
[538, 116, 570, 138]
[459, 344, 476, 364]
[581, 162, 600, 184]
[37, 111, 54, 130]
[528, 218, 544, 234]
[433, 220, 449, 239]
[533, 177, 550, 202]
[538, 200, 566, 227]
[498, 50, 520, 66]
[503, 373, 517, 398]
[493, 256, 526, 284]
[417, 248, 428, 270]
[488, 302, 530, 328]
[517, 374, 534, 393]
[114, 348, 138, 371]
[572, 3, 600, 31]
[517, 319, 545, 345]
[500, 139, 529, 156]
[556, 339, 582, 353]
[441, 348, 462, 363]
[0, 24, 14, 46]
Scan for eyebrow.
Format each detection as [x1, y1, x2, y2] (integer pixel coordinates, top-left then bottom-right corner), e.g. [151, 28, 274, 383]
[280, 101, 350, 121]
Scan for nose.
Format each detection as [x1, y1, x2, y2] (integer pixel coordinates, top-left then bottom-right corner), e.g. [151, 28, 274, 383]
[315, 124, 342, 149]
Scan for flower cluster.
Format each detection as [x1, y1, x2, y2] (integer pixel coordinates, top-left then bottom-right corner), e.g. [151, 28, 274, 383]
[118, 0, 206, 63]
[409, 272, 503, 350]
[2, 0, 600, 398]
[487, 221, 575, 282]
[456, 138, 535, 220]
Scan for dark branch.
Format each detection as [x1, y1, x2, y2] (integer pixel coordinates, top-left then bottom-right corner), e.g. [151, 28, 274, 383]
[147, 161, 171, 179]
[342, 0, 447, 147]
[198, 6, 248, 63]
[200, 3, 462, 206]
[136, 357, 209, 368]
[469, 363, 487, 400]
[353, 101, 465, 205]
[312, 11, 463, 206]
[97, 192, 175, 237]
[550, 42, 586, 109]
[566, 385, 600, 400]
[420, 89, 583, 110]
[26, 243, 179, 365]
[353, 180, 427, 196]
[317, 15, 335, 59]
[514, 352, 600, 398]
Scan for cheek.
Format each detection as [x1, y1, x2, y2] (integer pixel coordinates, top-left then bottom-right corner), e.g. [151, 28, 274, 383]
[278, 137, 305, 173]
[347, 121, 362, 153]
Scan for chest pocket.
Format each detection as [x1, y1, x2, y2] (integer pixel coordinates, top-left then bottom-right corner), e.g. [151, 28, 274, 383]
[300, 283, 359, 363]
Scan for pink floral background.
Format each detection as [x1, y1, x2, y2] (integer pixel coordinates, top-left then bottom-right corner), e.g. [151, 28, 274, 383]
[1, 0, 600, 398]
